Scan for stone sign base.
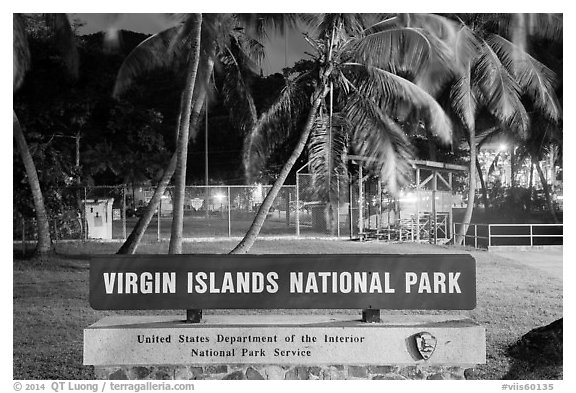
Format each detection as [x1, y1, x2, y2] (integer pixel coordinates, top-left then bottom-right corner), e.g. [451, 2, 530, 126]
[85, 314, 485, 380]
[95, 363, 471, 380]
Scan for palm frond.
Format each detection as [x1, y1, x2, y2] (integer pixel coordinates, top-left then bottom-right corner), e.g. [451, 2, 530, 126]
[487, 34, 561, 121]
[316, 14, 368, 39]
[476, 126, 501, 148]
[307, 113, 348, 200]
[242, 74, 313, 182]
[400, 13, 460, 43]
[473, 40, 529, 137]
[343, 92, 414, 195]
[510, 13, 562, 51]
[449, 68, 477, 132]
[452, 24, 481, 71]
[113, 25, 186, 98]
[344, 63, 453, 144]
[13, 14, 30, 91]
[345, 27, 453, 79]
[527, 13, 562, 41]
[236, 14, 304, 41]
[220, 45, 258, 136]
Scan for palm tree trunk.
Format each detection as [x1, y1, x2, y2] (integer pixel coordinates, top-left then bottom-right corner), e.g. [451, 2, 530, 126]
[426, 129, 437, 161]
[527, 160, 534, 213]
[13, 111, 53, 256]
[169, 14, 202, 255]
[118, 63, 211, 255]
[533, 153, 559, 223]
[230, 85, 327, 254]
[510, 146, 516, 188]
[476, 157, 489, 212]
[456, 128, 477, 245]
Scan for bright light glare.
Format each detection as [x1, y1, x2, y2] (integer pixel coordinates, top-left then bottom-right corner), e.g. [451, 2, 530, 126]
[214, 192, 226, 201]
[498, 143, 508, 151]
[399, 192, 417, 203]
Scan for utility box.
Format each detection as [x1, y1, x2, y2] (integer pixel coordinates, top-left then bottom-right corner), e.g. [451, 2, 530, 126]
[84, 198, 114, 239]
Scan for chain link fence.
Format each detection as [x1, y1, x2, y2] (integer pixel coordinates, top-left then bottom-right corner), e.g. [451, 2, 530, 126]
[296, 173, 352, 237]
[14, 184, 297, 243]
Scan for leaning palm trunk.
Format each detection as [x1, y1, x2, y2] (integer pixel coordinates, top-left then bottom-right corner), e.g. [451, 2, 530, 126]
[230, 85, 327, 254]
[527, 160, 534, 213]
[118, 70, 210, 254]
[533, 153, 559, 223]
[13, 111, 53, 256]
[118, 154, 177, 255]
[456, 129, 477, 245]
[169, 14, 202, 254]
[476, 158, 489, 213]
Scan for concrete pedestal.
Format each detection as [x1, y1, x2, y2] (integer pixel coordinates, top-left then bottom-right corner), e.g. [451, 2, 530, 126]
[84, 314, 485, 380]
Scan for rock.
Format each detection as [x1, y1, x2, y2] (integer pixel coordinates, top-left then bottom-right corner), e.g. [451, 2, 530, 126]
[508, 318, 562, 364]
[464, 368, 476, 380]
[348, 366, 368, 378]
[372, 373, 406, 380]
[262, 366, 284, 380]
[321, 366, 346, 380]
[130, 367, 151, 379]
[308, 367, 322, 377]
[398, 366, 425, 379]
[109, 369, 128, 380]
[206, 365, 228, 374]
[246, 367, 264, 380]
[368, 366, 398, 374]
[223, 371, 246, 380]
[427, 373, 447, 380]
[284, 366, 309, 380]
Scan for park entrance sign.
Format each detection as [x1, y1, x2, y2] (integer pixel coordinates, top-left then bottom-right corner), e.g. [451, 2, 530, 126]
[84, 253, 485, 380]
[89, 254, 476, 310]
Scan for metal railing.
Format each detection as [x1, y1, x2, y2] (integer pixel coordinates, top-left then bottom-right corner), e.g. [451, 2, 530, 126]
[453, 223, 563, 249]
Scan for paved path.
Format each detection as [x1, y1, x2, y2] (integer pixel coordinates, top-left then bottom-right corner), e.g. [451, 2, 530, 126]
[490, 247, 563, 281]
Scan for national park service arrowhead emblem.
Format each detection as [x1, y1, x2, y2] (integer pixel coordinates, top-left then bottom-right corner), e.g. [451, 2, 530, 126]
[414, 332, 437, 360]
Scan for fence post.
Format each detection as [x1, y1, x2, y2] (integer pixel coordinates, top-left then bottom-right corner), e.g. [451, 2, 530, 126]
[296, 174, 300, 236]
[488, 225, 492, 248]
[22, 218, 26, 255]
[474, 225, 477, 249]
[336, 177, 341, 238]
[157, 199, 161, 242]
[83, 186, 88, 241]
[122, 185, 127, 239]
[227, 186, 231, 237]
[530, 224, 533, 247]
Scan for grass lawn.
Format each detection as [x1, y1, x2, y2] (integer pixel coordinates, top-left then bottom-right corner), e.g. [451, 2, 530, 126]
[13, 239, 562, 380]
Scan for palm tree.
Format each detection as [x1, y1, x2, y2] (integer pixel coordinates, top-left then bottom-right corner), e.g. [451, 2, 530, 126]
[13, 14, 79, 257]
[231, 13, 458, 254]
[167, 14, 203, 254]
[514, 113, 562, 222]
[448, 15, 562, 244]
[114, 14, 284, 254]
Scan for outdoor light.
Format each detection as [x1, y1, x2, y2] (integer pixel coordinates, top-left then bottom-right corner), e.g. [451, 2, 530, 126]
[214, 192, 226, 202]
[498, 143, 508, 152]
[399, 192, 417, 203]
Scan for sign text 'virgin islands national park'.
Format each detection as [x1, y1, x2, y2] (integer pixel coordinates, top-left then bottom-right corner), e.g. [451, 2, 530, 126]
[90, 254, 476, 310]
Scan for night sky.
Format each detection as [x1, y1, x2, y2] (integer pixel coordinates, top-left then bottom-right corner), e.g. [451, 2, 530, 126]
[72, 13, 309, 75]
